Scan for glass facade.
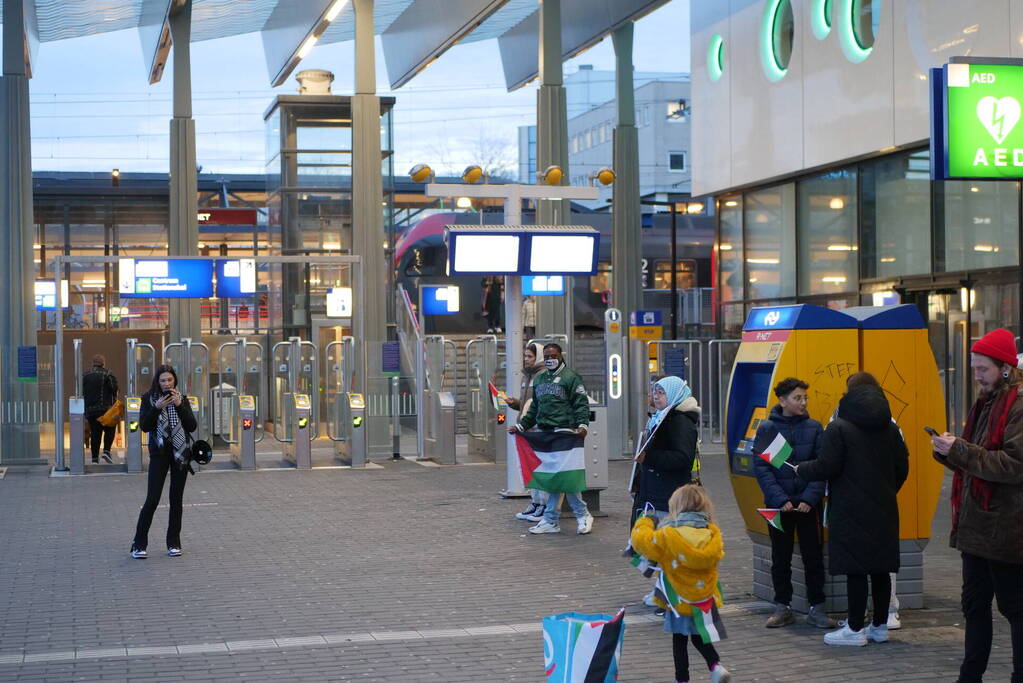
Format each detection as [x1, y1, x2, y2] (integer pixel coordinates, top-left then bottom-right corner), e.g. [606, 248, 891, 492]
[744, 184, 795, 300]
[941, 180, 1020, 272]
[718, 198, 743, 302]
[797, 170, 857, 295]
[861, 151, 931, 279]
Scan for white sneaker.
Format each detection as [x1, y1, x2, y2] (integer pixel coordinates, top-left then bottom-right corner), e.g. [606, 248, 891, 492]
[642, 589, 658, 607]
[130, 547, 147, 559]
[528, 520, 561, 534]
[576, 513, 594, 535]
[887, 611, 901, 630]
[709, 663, 731, 682]
[823, 623, 867, 646]
[167, 547, 182, 557]
[515, 503, 541, 521]
[865, 623, 889, 643]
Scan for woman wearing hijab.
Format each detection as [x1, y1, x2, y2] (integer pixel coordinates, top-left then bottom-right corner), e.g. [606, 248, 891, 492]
[130, 364, 197, 559]
[633, 376, 701, 523]
[508, 342, 550, 521]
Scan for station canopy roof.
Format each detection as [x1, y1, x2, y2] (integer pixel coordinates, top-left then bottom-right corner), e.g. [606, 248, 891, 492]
[4, 0, 667, 89]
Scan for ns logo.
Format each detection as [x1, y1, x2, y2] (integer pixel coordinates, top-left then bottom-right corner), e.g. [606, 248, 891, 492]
[764, 310, 781, 326]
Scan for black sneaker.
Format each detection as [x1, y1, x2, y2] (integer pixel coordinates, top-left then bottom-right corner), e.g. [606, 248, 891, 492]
[101, 451, 113, 464]
[167, 547, 182, 557]
[91, 457, 99, 464]
[515, 504, 541, 521]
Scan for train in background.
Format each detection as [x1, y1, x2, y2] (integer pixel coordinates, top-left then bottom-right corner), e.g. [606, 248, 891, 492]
[393, 208, 715, 335]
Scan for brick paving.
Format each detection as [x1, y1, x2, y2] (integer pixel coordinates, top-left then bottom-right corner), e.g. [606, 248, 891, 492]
[0, 443, 1014, 681]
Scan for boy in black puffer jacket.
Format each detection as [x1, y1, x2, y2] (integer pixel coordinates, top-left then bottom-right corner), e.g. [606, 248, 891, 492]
[753, 377, 835, 630]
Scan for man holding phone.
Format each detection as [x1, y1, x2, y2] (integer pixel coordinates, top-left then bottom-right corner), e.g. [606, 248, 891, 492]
[931, 328, 1023, 683]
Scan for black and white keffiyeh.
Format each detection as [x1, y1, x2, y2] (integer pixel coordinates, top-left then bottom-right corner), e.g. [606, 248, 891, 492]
[154, 393, 188, 464]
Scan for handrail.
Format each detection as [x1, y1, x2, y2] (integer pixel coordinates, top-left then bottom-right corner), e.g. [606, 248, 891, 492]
[706, 339, 741, 444]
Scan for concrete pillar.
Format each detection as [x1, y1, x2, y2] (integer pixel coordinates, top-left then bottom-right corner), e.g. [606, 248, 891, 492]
[352, 0, 389, 455]
[0, 0, 41, 463]
[535, 0, 572, 359]
[167, 1, 201, 342]
[612, 23, 643, 443]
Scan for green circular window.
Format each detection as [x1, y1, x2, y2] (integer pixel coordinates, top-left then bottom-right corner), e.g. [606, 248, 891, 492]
[811, 0, 832, 39]
[760, 0, 794, 81]
[839, 0, 879, 63]
[708, 34, 724, 82]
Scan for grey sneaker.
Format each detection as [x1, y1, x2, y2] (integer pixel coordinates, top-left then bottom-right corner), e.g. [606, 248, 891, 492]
[806, 604, 837, 629]
[765, 604, 795, 628]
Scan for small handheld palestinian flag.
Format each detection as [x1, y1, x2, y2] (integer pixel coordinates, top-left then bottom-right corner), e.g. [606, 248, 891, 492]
[690, 597, 727, 643]
[487, 381, 500, 410]
[756, 432, 797, 470]
[757, 508, 784, 531]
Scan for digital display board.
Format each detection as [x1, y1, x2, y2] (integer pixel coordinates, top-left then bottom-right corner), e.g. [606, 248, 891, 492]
[35, 280, 69, 310]
[118, 258, 215, 298]
[326, 287, 352, 317]
[449, 233, 521, 274]
[522, 275, 565, 295]
[215, 259, 257, 298]
[933, 59, 1023, 180]
[526, 234, 599, 275]
[422, 285, 460, 315]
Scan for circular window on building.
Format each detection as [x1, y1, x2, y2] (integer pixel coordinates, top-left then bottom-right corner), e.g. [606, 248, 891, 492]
[708, 34, 724, 82]
[839, 0, 880, 63]
[760, 0, 794, 82]
[811, 0, 832, 39]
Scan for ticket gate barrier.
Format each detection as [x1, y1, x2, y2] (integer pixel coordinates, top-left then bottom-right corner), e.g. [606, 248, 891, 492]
[126, 338, 156, 398]
[68, 339, 86, 474]
[726, 304, 945, 612]
[465, 335, 499, 459]
[231, 395, 258, 470]
[164, 338, 210, 441]
[283, 393, 313, 468]
[125, 397, 144, 473]
[271, 337, 319, 441]
[215, 338, 265, 455]
[329, 393, 367, 466]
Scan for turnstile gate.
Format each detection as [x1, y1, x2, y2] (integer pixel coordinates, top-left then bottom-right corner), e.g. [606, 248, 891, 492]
[271, 337, 318, 468]
[163, 338, 210, 441]
[465, 335, 506, 462]
[325, 337, 366, 466]
[216, 338, 265, 469]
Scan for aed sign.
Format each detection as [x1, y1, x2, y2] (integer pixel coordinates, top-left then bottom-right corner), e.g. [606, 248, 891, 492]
[933, 58, 1023, 180]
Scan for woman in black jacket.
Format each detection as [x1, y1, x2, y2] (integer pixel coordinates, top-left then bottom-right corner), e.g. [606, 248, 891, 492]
[796, 383, 909, 646]
[130, 364, 197, 559]
[633, 376, 700, 521]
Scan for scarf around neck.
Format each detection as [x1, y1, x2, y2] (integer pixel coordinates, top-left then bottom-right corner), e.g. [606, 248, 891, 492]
[154, 392, 189, 462]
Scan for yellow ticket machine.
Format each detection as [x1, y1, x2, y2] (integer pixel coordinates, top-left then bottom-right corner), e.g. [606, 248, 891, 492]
[726, 304, 945, 611]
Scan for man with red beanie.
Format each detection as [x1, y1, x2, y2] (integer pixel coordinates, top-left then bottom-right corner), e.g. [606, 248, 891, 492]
[932, 328, 1023, 683]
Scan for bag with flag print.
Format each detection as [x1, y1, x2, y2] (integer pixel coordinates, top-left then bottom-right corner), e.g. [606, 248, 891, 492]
[542, 608, 625, 683]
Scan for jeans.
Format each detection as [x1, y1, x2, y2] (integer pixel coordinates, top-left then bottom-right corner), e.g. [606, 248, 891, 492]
[529, 488, 550, 507]
[542, 492, 589, 526]
[959, 552, 1023, 683]
[768, 508, 827, 606]
[132, 453, 188, 550]
[847, 573, 891, 631]
[87, 416, 115, 458]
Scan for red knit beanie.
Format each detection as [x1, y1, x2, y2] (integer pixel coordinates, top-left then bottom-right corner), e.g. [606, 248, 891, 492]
[971, 328, 1019, 367]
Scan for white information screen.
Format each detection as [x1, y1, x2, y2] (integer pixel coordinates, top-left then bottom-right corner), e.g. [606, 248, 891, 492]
[451, 234, 520, 273]
[528, 235, 596, 273]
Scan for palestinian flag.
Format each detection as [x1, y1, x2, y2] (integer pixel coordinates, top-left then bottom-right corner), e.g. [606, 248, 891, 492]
[654, 570, 685, 615]
[690, 597, 727, 643]
[757, 508, 784, 531]
[756, 432, 793, 469]
[542, 608, 625, 683]
[516, 431, 586, 493]
[487, 381, 500, 410]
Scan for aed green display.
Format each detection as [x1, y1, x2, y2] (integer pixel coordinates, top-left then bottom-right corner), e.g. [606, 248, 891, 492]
[946, 62, 1023, 179]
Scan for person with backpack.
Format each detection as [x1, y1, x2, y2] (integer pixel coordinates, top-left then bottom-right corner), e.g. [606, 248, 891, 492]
[82, 354, 118, 463]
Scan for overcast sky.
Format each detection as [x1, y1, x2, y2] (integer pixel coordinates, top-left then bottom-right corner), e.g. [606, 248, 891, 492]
[25, 0, 689, 177]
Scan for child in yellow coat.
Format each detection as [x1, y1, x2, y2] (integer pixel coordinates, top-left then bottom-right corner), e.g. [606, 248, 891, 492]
[631, 484, 731, 683]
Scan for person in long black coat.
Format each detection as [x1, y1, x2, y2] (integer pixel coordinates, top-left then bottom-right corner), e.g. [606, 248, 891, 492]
[796, 384, 909, 646]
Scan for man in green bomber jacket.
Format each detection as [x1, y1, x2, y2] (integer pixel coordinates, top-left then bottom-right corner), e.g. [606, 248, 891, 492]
[511, 343, 594, 535]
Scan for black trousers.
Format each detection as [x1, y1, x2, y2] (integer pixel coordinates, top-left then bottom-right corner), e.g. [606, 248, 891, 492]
[846, 573, 891, 631]
[959, 552, 1023, 683]
[672, 633, 719, 682]
[132, 454, 188, 550]
[87, 416, 115, 458]
[768, 508, 827, 606]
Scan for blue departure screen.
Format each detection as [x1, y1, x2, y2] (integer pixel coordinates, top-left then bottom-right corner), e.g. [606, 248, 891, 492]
[422, 285, 460, 315]
[119, 259, 214, 298]
[215, 259, 258, 298]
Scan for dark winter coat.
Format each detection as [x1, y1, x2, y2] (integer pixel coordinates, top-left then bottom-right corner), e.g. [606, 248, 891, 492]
[797, 385, 909, 575]
[634, 398, 700, 514]
[933, 383, 1023, 565]
[752, 405, 826, 509]
[82, 366, 118, 418]
[138, 390, 198, 459]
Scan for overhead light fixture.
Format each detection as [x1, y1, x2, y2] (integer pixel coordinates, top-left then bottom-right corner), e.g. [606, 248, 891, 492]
[456, 197, 473, 209]
[973, 244, 999, 252]
[746, 257, 780, 265]
[461, 165, 484, 184]
[719, 243, 733, 251]
[970, 186, 980, 192]
[325, 0, 346, 21]
[687, 202, 704, 213]
[821, 276, 848, 284]
[269, 0, 351, 87]
[829, 197, 845, 210]
[879, 256, 896, 263]
[111, 168, 120, 187]
[724, 200, 739, 207]
[408, 163, 434, 183]
[540, 165, 563, 186]
[590, 167, 616, 186]
[297, 35, 318, 59]
[322, 242, 342, 250]
[827, 244, 857, 251]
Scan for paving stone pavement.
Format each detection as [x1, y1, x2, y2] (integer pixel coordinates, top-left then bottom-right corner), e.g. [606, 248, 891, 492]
[0, 445, 1015, 682]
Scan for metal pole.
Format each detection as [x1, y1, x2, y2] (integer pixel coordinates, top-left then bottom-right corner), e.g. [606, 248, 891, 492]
[54, 261, 64, 470]
[670, 203, 678, 340]
[503, 191, 527, 495]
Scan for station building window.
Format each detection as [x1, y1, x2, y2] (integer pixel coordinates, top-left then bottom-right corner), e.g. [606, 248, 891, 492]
[744, 184, 796, 300]
[853, 0, 881, 50]
[941, 180, 1019, 272]
[861, 150, 931, 279]
[669, 152, 687, 172]
[797, 169, 857, 295]
[718, 197, 744, 302]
